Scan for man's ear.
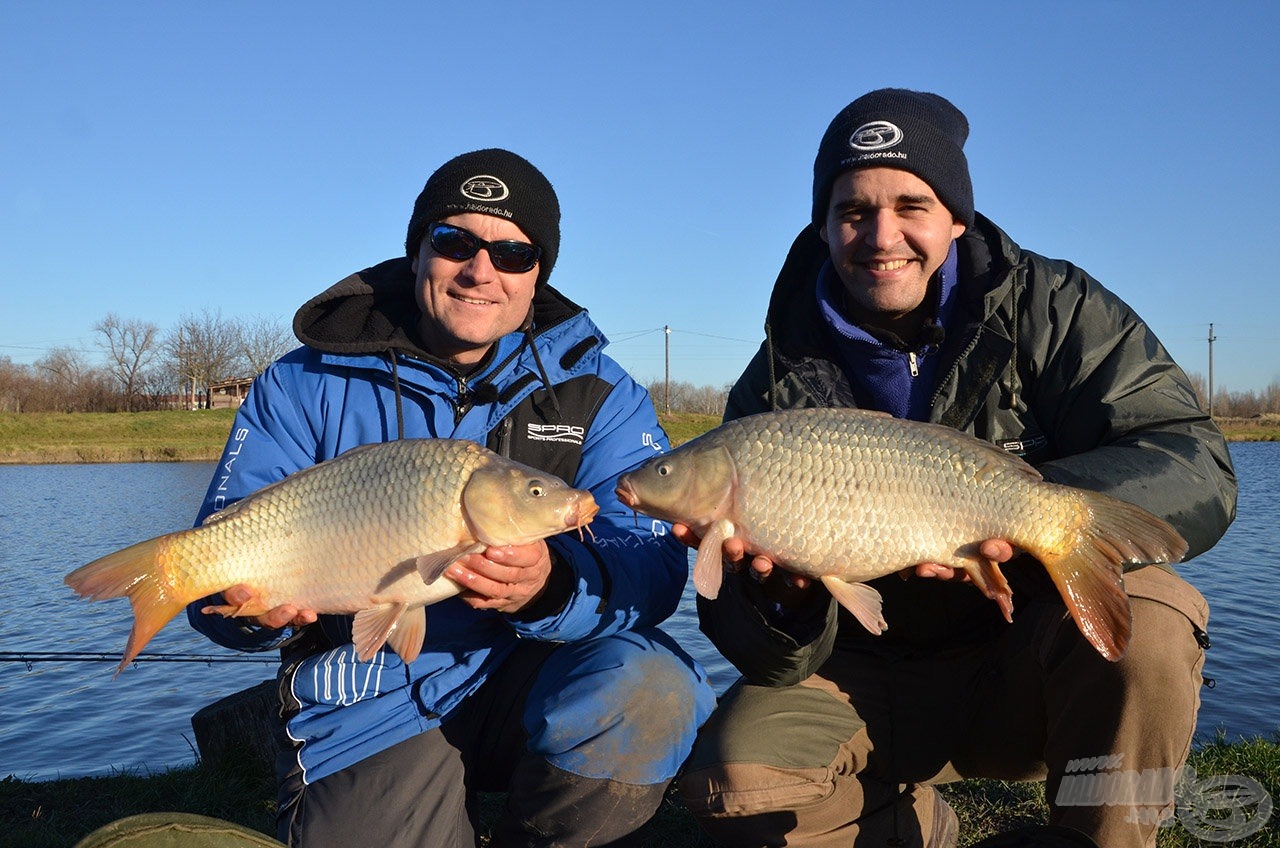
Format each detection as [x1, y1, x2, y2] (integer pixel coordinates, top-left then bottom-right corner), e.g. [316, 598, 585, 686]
[951, 220, 966, 240]
[817, 221, 830, 244]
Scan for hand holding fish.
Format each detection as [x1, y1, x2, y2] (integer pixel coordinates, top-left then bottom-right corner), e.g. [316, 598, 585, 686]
[672, 522, 1012, 587]
[205, 584, 319, 629]
[446, 540, 555, 614]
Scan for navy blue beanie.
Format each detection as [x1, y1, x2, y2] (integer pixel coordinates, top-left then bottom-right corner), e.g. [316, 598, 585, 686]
[812, 89, 974, 229]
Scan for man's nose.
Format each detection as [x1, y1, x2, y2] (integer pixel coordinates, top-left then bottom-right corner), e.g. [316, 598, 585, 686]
[864, 210, 904, 250]
[459, 246, 500, 283]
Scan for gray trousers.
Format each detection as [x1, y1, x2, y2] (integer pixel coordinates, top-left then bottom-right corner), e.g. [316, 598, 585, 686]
[679, 566, 1209, 848]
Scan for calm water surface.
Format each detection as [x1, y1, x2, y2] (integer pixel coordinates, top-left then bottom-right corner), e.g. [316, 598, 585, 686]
[1, 445, 1277, 781]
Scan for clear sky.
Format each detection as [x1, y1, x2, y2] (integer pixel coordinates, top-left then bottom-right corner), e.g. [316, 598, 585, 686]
[3, 1, 1278, 395]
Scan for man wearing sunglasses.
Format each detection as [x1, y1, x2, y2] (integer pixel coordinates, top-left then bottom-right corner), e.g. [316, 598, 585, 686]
[187, 148, 716, 847]
[674, 90, 1236, 847]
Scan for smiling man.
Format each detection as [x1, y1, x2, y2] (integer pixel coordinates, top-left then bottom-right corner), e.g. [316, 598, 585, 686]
[187, 149, 715, 848]
[676, 90, 1236, 848]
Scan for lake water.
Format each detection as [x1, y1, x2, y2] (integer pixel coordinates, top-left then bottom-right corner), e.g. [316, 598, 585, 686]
[1, 445, 1277, 781]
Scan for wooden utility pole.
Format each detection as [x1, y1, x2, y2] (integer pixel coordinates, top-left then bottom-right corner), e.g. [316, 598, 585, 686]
[1208, 323, 1216, 417]
[664, 325, 671, 414]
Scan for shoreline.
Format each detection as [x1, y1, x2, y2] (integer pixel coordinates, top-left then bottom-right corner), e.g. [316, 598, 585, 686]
[0, 411, 1273, 466]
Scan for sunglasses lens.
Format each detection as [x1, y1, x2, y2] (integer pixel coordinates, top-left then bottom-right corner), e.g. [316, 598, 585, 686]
[428, 223, 540, 274]
[429, 225, 479, 261]
[488, 242, 540, 274]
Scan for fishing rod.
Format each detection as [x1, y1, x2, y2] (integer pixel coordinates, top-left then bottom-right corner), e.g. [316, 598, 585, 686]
[0, 651, 278, 671]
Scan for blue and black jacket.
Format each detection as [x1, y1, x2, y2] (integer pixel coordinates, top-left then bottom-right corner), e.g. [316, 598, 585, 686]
[186, 258, 688, 783]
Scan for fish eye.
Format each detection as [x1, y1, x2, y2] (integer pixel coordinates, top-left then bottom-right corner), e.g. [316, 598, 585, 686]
[656, 462, 672, 477]
[528, 481, 546, 497]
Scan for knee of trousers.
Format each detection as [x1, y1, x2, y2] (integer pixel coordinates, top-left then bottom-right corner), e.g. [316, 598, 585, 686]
[523, 627, 717, 785]
[1046, 570, 1208, 716]
[679, 680, 866, 818]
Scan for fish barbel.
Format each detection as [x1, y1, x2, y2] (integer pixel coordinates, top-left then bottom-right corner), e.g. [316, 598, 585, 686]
[66, 439, 598, 673]
[615, 408, 1187, 660]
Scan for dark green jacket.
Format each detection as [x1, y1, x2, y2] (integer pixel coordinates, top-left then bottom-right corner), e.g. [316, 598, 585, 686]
[701, 214, 1237, 685]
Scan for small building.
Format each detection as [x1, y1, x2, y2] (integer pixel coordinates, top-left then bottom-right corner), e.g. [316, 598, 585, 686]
[208, 377, 253, 409]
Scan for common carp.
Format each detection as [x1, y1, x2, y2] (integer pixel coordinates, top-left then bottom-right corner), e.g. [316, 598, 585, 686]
[615, 408, 1187, 661]
[66, 439, 598, 673]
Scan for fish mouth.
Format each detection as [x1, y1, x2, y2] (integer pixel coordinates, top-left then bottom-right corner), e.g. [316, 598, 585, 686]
[571, 496, 601, 530]
[614, 480, 638, 508]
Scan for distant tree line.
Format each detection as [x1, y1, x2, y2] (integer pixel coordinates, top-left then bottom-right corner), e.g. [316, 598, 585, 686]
[5, 323, 1277, 422]
[644, 379, 732, 416]
[0, 310, 295, 413]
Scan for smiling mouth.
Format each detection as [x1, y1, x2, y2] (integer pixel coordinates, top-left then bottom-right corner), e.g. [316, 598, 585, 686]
[451, 293, 494, 306]
[866, 259, 911, 271]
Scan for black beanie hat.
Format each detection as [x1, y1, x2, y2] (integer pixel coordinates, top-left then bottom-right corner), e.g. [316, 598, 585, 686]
[812, 88, 974, 229]
[405, 148, 561, 287]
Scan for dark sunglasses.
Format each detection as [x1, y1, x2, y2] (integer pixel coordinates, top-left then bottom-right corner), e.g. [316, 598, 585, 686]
[426, 222, 541, 274]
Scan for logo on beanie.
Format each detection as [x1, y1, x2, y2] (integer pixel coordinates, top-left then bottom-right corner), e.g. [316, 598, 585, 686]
[849, 121, 903, 152]
[460, 175, 510, 202]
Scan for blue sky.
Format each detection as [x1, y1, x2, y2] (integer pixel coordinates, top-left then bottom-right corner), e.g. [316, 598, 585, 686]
[3, 1, 1278, 395]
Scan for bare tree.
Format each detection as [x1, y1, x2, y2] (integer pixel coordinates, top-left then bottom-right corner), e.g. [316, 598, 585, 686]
[94, 313, 160, 411]
[165, 309, 243, 409]
[35, 347, 116, 412]
[239, 314, 296, 374]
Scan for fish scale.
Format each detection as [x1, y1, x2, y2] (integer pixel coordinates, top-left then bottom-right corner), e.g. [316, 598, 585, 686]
[616, 408, 1187, 661]
[66, 438, 598, 673]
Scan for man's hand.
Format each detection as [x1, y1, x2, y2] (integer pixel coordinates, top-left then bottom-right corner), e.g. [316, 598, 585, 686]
[671, 522, 815, 601]
[906, 539, 1016, 580]
[446, 539, 554, 614]
[203, 584, 319, 629]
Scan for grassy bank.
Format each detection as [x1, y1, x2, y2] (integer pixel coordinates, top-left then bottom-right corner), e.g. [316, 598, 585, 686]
[0, 409, 1265, 466]
[4, 734, 1276, 847]
[0, 410, 239, 464]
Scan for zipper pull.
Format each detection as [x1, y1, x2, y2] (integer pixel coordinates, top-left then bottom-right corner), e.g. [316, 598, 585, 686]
[908, 351, 919, 377]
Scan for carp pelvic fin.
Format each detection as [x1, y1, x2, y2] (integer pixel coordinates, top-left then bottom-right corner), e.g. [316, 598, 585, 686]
[352, 602, 408, 662]
[385, 605, 427, 665]
[820, 576, 888, 635]
[693, 519, 734, 599]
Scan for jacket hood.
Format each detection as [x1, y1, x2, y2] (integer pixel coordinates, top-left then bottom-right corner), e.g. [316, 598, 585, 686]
[292, 257, 586, 360]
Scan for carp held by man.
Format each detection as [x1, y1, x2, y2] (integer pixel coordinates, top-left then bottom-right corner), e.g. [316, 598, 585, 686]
[615, 408, 1188, 661]
[66, 438, 599, 673]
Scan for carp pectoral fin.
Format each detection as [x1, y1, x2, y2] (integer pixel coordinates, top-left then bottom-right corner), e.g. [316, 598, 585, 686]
[414, 543, 485, 585]
[385, 606, 427, 665]
[352, 602, 407, 662]
[820, 576, 887, 635]
[693, 519, 734, 599]
[963, 558, 1015, 623]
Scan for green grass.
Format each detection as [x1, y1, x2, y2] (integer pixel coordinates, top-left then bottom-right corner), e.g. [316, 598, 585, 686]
[2, 409, 1260, 466]
[4, 736, 1276, 847]
[0, 410, 238, 464]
